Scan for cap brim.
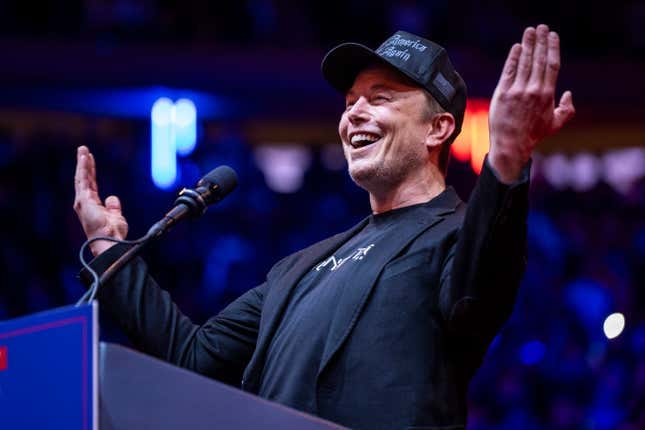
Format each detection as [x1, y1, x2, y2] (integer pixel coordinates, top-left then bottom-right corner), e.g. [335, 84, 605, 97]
[321, 43, 391, 94]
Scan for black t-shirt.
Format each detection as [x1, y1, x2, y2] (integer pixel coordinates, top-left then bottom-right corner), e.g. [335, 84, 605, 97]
[257, 202, 429, 412]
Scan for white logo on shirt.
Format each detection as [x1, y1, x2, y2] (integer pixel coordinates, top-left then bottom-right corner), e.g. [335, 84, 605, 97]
[314, 244, 375, 272]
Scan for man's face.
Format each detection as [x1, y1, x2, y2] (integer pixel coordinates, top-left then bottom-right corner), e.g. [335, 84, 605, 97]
[338, 65, 433, 191]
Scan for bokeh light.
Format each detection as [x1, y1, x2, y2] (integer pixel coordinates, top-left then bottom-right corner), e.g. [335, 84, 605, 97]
[151, 97, 176, 189]
[174, 98, 197, 156]
[603, 313, 626, 340]
[151, 97, 198, 189]
[519, 340, 546, 365]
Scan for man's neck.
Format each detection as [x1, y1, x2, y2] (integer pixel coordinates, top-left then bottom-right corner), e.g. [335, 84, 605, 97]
[368, 169, 446, 214]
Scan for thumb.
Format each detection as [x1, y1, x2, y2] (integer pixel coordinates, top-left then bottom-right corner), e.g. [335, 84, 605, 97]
[105, 195, 123, 213]
[552, 90, 575, 132]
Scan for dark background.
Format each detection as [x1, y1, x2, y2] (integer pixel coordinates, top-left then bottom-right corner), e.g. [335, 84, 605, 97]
[0, 1, 643, 429]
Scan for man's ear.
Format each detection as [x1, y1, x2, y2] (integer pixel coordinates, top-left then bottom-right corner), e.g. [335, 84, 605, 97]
[425, 112, 456, 149]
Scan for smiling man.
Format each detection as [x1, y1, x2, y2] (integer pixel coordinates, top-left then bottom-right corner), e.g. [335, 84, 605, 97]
[337, 64, 452, 212]
[75, 25, 574, 429]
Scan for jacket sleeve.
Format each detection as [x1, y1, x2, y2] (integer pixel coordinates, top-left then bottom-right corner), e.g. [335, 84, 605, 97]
[79, 245, 265, 386]
[439, 155, 531, 341]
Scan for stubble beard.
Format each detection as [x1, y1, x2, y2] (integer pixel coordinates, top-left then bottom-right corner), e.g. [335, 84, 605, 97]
[347, 149, 421, 194]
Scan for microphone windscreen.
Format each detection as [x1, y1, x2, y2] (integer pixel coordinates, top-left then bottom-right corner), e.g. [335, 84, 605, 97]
[201, 165, 238, 198]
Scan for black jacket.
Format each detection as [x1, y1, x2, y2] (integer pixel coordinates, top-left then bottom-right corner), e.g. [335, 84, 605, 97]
[84, 159, 530, 429]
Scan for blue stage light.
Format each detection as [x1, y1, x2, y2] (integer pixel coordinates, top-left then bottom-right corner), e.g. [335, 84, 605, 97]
[174, 98, 197, 156]
[151, 98, 177, 189]
[150, 97, 198, 189]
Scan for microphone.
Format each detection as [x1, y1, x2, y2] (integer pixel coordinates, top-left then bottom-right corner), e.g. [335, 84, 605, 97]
[146, 165, 238, 238]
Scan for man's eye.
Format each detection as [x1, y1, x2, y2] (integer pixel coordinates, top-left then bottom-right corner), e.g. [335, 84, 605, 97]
[372, 95, 390, 103]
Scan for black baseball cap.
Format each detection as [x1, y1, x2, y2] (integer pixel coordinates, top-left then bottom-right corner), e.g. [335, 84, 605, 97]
[321, 30, 467, 137]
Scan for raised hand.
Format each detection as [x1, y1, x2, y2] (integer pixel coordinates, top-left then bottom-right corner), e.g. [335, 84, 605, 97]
[73, 146, 128, 256]
[488, 24, 576, 183]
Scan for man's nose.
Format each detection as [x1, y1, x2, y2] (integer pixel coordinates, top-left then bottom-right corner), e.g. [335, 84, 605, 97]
[347, 97, 370, 124]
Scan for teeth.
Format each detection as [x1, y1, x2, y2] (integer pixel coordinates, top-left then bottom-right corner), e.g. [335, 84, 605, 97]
[350, 133, 380, 146]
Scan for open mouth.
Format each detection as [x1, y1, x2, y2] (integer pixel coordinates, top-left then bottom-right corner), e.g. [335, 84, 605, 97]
[350, 132, 382, 149]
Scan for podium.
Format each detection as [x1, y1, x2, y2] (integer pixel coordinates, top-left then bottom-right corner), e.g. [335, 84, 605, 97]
[0, 304, 345, 429]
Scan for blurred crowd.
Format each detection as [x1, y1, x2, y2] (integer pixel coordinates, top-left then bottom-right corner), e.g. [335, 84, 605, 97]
[0, 1, 643, 429]
[0, 0, 644, 58]
[0, 123, 642, 429]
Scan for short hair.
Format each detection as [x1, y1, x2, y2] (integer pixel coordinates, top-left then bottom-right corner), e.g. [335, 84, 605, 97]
[421, 91, 458, 175]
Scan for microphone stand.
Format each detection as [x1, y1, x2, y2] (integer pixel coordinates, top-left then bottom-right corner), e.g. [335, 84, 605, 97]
[98, 236, 152, 286]
[81, 165, 238, 304]
[95, 189, 199, 290]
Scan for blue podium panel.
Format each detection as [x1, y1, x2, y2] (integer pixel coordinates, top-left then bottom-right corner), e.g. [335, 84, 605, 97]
[0, 303, 98, 430]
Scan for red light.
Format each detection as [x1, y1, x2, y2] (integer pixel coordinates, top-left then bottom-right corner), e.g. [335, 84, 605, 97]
[0, 346, 7, 371]
[451, 98, 490, 174]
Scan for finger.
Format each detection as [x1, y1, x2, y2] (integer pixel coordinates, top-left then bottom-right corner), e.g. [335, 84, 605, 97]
[515, 27, 536, 86]
[74, 146, 88, 197]
[105, 195, 123, 214]
[544, 31, 561, 95]
[74, 147, 101, 204]
[75, 147, 93, 196]
[528, 24, 549, 88]
[497, 43, 522, 91]
[114, 219, 129, 240]
[87, 153, 98, 192]
[552, 91, 575, 131]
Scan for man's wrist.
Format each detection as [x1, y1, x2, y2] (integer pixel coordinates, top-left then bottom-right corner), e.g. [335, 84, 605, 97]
[89, 239, 118, 257]
[487, 147, 529, 184]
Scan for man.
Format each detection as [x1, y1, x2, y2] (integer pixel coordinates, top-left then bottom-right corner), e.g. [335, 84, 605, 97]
[74, 25, 574, 429]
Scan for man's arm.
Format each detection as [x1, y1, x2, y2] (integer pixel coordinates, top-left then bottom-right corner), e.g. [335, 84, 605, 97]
[440, 157, 530, 341]
[80, 244, 265, 386]
[74, 146, 262, 386]
[440, 24, 575, 339]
